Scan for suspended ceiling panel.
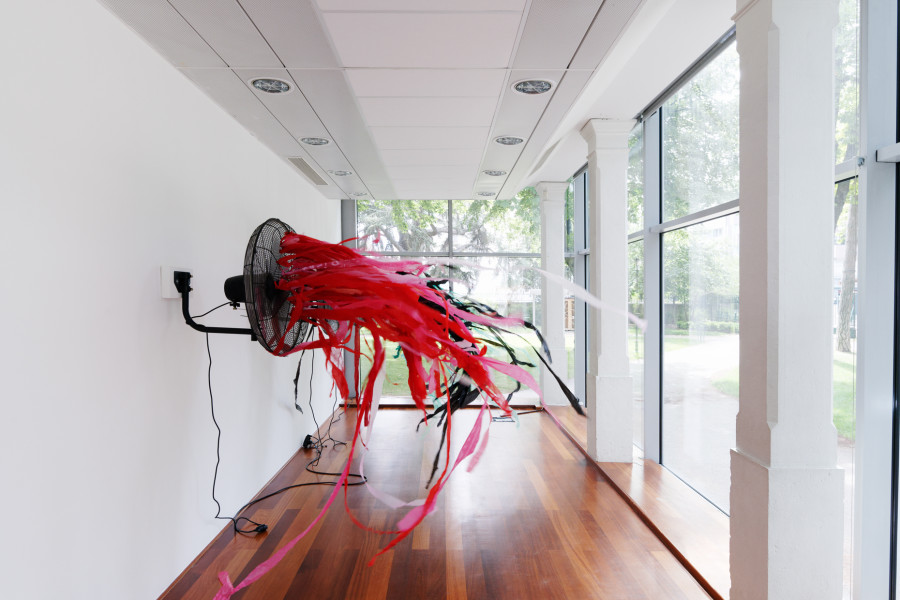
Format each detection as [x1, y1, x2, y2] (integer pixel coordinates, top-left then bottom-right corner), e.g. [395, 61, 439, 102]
[513, 0, 608, 69]
[168, 0, 281, 67]
[316, 0, 527, 11]
[100, 0, 225, 67]
[380, 148, 484, 168]
[99, 0, 666, 200]
[236, 0, 339, 68]
[346, 69, 507, 98]
[320, 12, 523, 68]
[369, 126, 490, 150]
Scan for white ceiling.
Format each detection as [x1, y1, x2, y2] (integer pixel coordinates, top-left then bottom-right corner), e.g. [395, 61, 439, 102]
[98, 0, 733, 201]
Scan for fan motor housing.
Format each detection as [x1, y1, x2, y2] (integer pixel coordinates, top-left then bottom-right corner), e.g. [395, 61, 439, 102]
[224, 275, 247, 304]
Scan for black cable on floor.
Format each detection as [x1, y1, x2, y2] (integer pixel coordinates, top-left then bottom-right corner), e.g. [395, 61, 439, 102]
[205, 334, 363, 535]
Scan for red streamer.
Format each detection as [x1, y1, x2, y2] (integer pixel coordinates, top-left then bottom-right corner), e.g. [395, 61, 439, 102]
[212, 234, 541, 599]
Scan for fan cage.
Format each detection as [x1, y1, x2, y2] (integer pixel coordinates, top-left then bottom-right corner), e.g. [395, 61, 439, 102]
[243, 218, 309, 356]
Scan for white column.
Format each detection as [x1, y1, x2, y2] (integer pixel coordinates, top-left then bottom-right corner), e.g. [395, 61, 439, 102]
[731, 1, 843, 599]
[536, 181, 569, 407]
[580, 119, 634, 462]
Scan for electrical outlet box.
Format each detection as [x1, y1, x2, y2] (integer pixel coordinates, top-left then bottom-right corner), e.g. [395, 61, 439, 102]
[161, 266, 191, 299]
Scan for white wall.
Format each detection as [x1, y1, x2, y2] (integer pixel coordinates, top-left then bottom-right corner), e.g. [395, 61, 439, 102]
[0, 2, 341, 598]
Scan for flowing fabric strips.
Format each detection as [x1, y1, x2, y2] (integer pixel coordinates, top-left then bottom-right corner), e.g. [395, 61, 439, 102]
[211, 233, 626, 599]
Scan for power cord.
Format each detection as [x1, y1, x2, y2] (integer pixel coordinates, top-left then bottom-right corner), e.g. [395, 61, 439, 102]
[192, 301, 232, 319]
[204, 332, 364, 536]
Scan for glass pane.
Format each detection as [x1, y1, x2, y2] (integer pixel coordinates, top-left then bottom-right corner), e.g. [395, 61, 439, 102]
[356, 258, 450, 398]
[564, 181, 576, 393]
[834, 1, 859, 594]
[833, 179, 858, 600]
[662, 44, 740, 221]
[452, 193, 541, 254]
[356, 198, 449, 253]
[452, 256, 543, 401]
[628, 241, 644, 449]
[662, 213, 739, 512]
[835, 0, 860, 167]
[565, 180, 575, 261]
[628, 124, 644, 234]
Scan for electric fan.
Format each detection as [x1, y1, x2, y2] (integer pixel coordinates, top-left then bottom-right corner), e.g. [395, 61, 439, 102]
[173, 217, 308, 355]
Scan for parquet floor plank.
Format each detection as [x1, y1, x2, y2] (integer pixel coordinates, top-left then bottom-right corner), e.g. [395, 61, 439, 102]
[159, 408, 712, 600]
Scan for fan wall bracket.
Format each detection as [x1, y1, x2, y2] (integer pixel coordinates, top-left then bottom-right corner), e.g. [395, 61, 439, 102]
[173, 271, 257, 341]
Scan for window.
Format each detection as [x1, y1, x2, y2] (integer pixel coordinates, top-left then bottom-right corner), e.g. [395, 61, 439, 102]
[627, 125, 645, 449]
[626, 35, 740, 512]
[833, 0, 859, 596]
[355, 195, 542, 398]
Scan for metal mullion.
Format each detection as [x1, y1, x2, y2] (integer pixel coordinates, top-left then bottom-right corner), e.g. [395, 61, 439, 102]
[643, 109, 662, 463]
[374, 252, 457, 258]
[649, 199, 740, 235]
[448, 199, 454, 260]
[574, 170, 588, 403]
[452, 253, 541, 259]
[855, 0, 900, 596]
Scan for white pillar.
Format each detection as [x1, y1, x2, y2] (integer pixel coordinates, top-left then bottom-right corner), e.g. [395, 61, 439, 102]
[731, 1, 843, 599]
[580, 119, 634, 462]
[536, 181, 569, 407]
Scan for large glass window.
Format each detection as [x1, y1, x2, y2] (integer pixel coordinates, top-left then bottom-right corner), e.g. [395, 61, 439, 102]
[628, 241, 644, 450]
[662, 45, 739, 222]
[628, 124, 644, 234]
[833, 0, 859, 596]
[355, 195, 542, 398]
[661, 215, 739, 510]
[627, 124, 645, 449]
[656, 41, 740, 513]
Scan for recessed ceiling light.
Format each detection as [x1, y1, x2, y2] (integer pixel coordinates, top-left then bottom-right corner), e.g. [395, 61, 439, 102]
[494, 136, 524, 146]
[351, 192, 368, 197]
[513, 79, 553, 95]
[251, 78, 291, 94]
[478, 192, 496, 197]
[328, 170, 352, 176]
[301, 137, 330, 146]
[483, 170, 507, 177]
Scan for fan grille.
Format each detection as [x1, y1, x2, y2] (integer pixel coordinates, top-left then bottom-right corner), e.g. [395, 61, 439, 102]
[244, 218, 308, 355]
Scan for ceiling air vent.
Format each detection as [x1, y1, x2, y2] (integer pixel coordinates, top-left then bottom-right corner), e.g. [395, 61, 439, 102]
[288, 157, 328, 186]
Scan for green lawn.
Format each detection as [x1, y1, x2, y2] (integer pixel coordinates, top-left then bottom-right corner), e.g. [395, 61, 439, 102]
[711, 350, 857, 440]
[359, 328, 548, 398]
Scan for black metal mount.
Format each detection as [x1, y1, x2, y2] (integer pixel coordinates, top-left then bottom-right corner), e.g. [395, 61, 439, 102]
[173, 271, 257, 341]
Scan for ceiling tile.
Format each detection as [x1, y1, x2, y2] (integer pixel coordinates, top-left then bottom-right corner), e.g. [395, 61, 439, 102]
[288, 69, 396, 198]
[321, 12, 522, 68]
[239, 0, 340, 68]
[346, 69, 506, 97]
[480, 141, 526, 178]
[491, 69, 563, 133]
[569, 0, 644, 69]
[316, 0, 526, 11]
[500, 70, 593, 198]
[99, 0, 225, 67]
[387, 165, 478, 181]
[513, 0, 602, 69]
[168, 0, 281, 67]
[358, 97, 497, 127]
[232, 68, 328, 139]
[179, 68, 345, 197]
[380, 148, 483, 167]
[370, 127, 489, 150]
[393, 180, 474, 200]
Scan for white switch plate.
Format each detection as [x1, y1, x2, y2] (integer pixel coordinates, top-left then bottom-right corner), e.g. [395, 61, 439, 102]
[161, 266, 191, 299]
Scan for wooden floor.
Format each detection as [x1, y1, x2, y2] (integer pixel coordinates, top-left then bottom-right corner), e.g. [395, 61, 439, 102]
[545, 404, 730, 600]
[160, 408, 712, 600]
